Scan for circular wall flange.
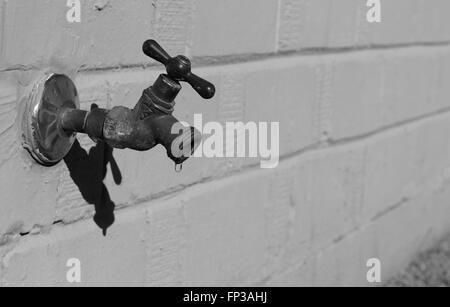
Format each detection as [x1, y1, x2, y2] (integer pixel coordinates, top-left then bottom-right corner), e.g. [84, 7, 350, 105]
[22, 74, 80, 166]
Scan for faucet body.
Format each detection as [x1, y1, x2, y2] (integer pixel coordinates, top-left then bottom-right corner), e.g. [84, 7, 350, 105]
[22, 39, 214, 167]
[60, 74, 201, 165]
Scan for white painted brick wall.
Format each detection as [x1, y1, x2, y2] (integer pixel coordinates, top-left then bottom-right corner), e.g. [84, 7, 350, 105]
[1, 0, 450, 286]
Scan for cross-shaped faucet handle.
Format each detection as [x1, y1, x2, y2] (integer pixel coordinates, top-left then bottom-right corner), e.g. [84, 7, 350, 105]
[142, 39, 216, 100]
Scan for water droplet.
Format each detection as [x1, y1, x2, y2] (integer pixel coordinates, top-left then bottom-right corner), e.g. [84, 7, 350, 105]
[175, 163, 183, 173]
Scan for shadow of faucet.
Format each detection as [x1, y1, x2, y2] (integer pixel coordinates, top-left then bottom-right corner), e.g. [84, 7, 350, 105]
[63, 130, 122, 236]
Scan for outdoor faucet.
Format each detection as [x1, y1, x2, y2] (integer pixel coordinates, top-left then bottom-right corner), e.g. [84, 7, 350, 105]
[21, 39, 215, 167]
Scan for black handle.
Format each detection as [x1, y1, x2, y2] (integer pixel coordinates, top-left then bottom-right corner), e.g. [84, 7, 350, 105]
[142, 39, 171, 65]
[143, 39, 215, 100]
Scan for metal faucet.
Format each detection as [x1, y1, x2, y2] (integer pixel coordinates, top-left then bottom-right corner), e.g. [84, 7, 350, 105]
[22, 40, 215, 167]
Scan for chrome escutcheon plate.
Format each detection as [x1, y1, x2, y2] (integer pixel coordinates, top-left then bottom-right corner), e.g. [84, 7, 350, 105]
[21, 73, 80, 166]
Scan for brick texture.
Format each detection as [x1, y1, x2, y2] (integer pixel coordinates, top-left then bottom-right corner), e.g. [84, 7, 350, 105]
[1, 0, 450, 286]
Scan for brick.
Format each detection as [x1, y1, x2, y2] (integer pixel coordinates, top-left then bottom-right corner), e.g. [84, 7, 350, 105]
[1, 206, 148, 286]
[326, 46, 450, 140]
[278, 0, 330, 51]
[264, 255, 315, 286]
[191, 0, 278, 57]
[0, 74, 60, 238]
[362, 112, 450, 221]
[181, 172, 269, 286]
[369, 0, 450, 46]
[278, 0, 450, 51]
[0, 0, 154, 70]
[311, 178, 450, 286]
[307, 147, 365, 250]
